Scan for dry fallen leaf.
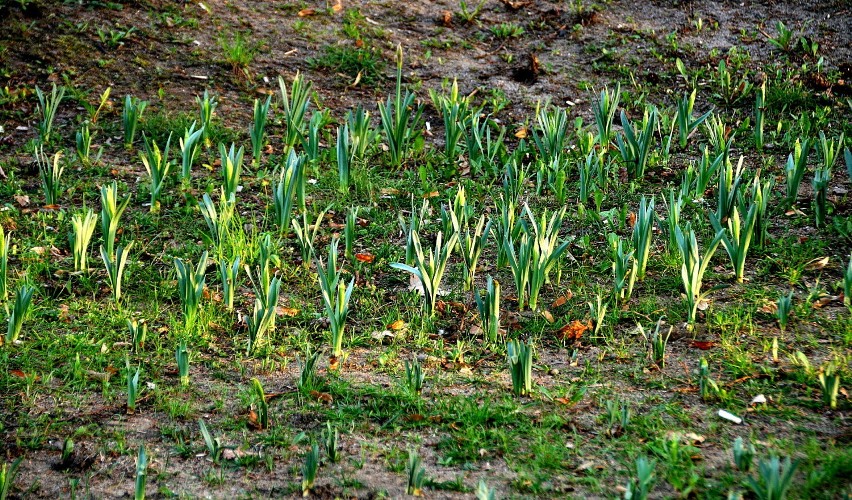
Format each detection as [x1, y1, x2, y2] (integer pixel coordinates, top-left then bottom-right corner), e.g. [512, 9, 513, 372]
[627, 212, 637, 228]
[441, 10, 452, 26]
[278, 307, 299, 317]
[557, 320, 591, 341]
[388, 320, 406, 331]
[422, 190, 439, 199]
[355, 252, 375, 263]
[805, 256, 829, 271]
[380, 187, 400, 196]
[540, 310, 555, 323]
[297, 8, 315, 16]
[514, 126, 528, 139]
[332, 0, 343, 13]
[551, 290, 574, 308]
[690, 340, 716, 350]
[310, 390, 334, 404]
[757, 300, 778, 314]
[14, 195, 29, 207]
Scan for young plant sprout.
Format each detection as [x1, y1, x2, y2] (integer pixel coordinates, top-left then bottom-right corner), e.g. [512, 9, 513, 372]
[279, 71, 312, 151]
[134, 445, 148, 500]
[35, 146, 64, 206]
[273, 150, 304, 237]
[123, 95, 148, 148]
[5, 285, 35, 345]
[179, 121, 204, 181]
[301, 443, 320, 497]
[777, 291, 793, 331]
[174, 251, 207, 328]
[196, 90, 218, 146]
[70, 208, 98, 273]
[100, 242, 134, 305]
[404, 358, 425, 395]
[0, 226, 10, 301]
[251, 378, 269, 429]
[219, 142, 244, 203]
[250, 95, 271, 168]
[507, 339, 533, 396]
[379, 44, 423, 167]
[391, 230, 458, 319]
[406, 449, 426, 496]
[100, 181, 131, 258]
[35, 83, 65, 144]
[474, 276, 501, 344]
[732, 437, 755, 472]
[176, 340, 190, 387]
[140, 133, 173, 211]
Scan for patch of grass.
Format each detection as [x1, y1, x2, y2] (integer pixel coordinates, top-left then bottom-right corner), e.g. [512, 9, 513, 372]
[308, 45, 386, 86]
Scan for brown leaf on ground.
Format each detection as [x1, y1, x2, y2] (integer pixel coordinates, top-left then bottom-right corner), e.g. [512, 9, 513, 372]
[441, 10, 452, 26]
[278, 307, 299, 317]
[552, 290, 574, 308]
[557, 320, 591, 341]
[355, 252, 375, 263]
[690, 340, 716, 350]
[297, 8, 315, 16]
[388, 319, 406, 331]
[309, 391, 333, 404]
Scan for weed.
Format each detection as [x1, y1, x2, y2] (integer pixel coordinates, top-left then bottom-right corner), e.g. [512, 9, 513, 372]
[219, 31, 258, 79]
[308, 45, 385, 86]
